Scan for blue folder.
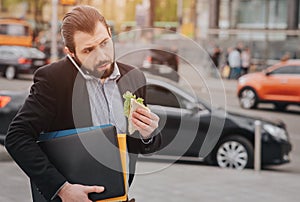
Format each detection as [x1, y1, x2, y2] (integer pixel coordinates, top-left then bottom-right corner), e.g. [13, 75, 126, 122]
[38, 124, 112, 142]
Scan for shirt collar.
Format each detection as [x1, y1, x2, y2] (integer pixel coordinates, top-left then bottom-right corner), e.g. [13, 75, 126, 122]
[108, 62, 121, 81]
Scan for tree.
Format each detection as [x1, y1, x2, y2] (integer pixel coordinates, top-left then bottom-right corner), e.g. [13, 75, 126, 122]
[155, 0, 177, 21]
[1, 0, 21, 13]
[27, 0, 48, 41]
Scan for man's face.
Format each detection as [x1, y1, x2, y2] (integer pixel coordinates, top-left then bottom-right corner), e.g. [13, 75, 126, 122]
[73, 21, 114, 78]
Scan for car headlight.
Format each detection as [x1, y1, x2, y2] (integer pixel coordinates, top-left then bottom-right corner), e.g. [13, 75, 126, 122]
[238, 77, 247, 85]
[263, 124, 288, 141]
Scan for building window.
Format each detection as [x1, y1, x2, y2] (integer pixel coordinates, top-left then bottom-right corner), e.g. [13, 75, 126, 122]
[219, 0, 288, 29]
[237, 0, 287, 29]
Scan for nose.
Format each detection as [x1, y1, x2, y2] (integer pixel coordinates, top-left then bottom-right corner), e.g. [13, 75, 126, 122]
[94, 46, 107, 59]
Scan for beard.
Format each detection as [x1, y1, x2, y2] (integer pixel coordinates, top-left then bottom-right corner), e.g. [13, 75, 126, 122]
[82, 62, 114, 79]
[74, 56, 114, 79]
[97, 63, 114, 79]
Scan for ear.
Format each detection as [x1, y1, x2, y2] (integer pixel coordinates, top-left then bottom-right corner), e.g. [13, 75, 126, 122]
[64, 46, 75, 57]
[108, 27, 112, 36]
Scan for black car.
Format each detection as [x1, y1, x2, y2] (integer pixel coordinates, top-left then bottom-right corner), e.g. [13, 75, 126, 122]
[0, 76, 292, 169]
[0, 46, 49, 80]
[145, 76, 292, 169]
[0, 91, 27, 143]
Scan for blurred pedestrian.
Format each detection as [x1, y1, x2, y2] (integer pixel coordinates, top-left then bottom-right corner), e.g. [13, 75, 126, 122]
[236, 42, 244, 53]
[221, 47, 232, 79]
[211, 45, 222, 68]
[241, 47, 251, 75]
[228, 47, 241, 79]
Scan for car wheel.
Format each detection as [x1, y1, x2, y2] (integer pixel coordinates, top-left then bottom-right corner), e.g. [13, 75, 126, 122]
[274, 103, 288, 111]
[5, 66, 17, 80]
[214, 136, 254, 169]
[239, 88, 258, 109]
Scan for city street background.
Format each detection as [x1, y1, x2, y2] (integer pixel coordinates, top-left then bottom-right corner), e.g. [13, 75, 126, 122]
[0, 60, 299, 201]
[0, 0, 299, 201]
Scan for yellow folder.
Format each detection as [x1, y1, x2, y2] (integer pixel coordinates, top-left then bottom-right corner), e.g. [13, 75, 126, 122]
[97, 133, 127, 202]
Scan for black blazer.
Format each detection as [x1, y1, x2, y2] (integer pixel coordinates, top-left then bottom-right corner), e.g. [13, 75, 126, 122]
[5, 57, 161, 201]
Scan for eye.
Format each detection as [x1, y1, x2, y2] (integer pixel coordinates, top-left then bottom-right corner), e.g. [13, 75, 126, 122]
[99, 40, 109, 48]
[83, 47, 93, 54]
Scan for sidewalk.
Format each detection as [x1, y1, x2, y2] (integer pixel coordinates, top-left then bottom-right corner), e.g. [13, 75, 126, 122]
[0, 157, 298, 202]
[178, 63, 238, 95]
[129, 160, 299, 202]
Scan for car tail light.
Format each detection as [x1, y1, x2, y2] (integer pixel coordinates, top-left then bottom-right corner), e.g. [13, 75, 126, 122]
[0, 96, 11, 108]
[146, 56, 152, 63]
[39, 45, 45, 52]
[142, 56, 152, 68]
[18, 57, 32, 64]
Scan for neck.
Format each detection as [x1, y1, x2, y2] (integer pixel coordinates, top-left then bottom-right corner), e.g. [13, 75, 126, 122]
[100, 78, 106, 84]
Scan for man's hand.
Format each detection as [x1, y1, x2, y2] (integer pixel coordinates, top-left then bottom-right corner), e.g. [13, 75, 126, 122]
[132, 107, 159, 139]
[58, 182, 105, 202]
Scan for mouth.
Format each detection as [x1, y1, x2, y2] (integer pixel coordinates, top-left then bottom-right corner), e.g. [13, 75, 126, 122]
[96, 63, 110, 71]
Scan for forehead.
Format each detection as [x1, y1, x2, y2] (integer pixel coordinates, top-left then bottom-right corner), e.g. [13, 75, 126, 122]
[73, 21, 109, 50]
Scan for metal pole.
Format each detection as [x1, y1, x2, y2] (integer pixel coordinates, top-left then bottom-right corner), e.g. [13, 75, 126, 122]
[149, 0, 155, 28]
[254, 120, 262, 172]
[177, 0, 183, 33]
[51, 0, 58, 62]
[191, 0, 197, 40]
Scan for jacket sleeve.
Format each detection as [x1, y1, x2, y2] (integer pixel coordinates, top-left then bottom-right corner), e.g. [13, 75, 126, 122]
[135, 70, 162, 155]
[5, 67, 66, 201]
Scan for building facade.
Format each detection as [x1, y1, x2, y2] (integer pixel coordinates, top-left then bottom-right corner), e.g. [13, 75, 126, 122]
[201, 0, 300, 67]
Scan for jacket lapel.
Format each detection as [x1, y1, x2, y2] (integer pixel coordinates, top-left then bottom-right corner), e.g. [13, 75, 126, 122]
[72, 72, 93, 128]
[117, 62, 142, 97]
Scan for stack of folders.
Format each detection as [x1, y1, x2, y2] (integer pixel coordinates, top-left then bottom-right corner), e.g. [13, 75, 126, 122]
[37, 124, 127, 202]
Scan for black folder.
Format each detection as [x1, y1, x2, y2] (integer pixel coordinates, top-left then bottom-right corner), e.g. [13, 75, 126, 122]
[37, 125, 125, 201]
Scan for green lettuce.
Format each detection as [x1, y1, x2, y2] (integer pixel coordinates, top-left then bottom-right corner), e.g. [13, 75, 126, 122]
[123, 91, 144, 117]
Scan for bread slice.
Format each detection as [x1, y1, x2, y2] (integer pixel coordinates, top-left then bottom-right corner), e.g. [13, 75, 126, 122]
[128, 98, 150, 135]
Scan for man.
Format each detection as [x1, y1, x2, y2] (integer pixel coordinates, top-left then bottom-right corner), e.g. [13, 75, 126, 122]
[241, 47, 251, 75]
[5, 5, 161, 202]
[228, 47, 241, 79]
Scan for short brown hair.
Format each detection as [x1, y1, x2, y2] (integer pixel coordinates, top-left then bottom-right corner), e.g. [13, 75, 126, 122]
[61, 5, 110, 53]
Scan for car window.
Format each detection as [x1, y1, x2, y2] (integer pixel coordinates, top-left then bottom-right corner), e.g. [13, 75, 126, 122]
[0, 50, 16, 59]
[293, 66, 300, 74]
[146, 85, 181, 108]
[0, 24, 29, 36]
[147, 84, 197, 109]
[11, 47, 31, 58]
[146, 84, 208, 111]
[271, 66, 300, 75]
[29, 48, 45, 58]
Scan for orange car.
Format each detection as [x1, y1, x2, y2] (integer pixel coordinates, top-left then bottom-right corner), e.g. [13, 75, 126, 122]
[237, 60, 300, 110]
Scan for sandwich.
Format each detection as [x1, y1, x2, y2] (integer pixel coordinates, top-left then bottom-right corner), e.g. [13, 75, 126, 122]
[123, 91, 150, 135]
